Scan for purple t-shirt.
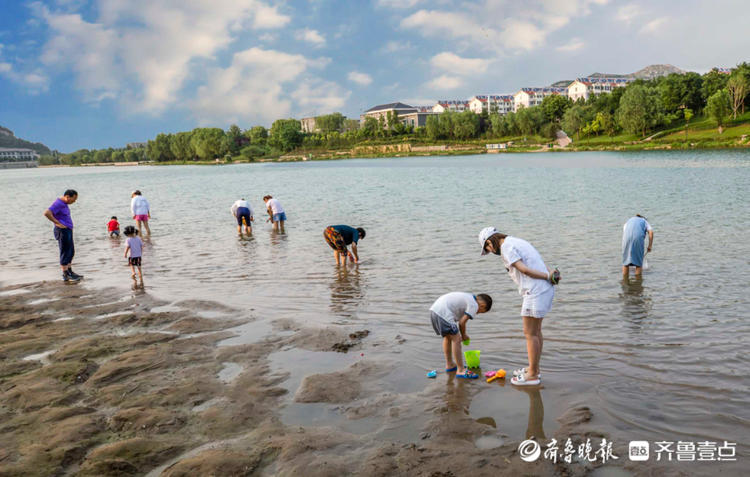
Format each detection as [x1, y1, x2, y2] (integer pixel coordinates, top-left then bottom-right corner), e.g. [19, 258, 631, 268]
[126, 236, 143, 258]
[48, 198, 73, 229]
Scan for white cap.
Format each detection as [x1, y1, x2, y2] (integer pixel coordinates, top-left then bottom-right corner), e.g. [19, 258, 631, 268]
[478, 226, 499, 256]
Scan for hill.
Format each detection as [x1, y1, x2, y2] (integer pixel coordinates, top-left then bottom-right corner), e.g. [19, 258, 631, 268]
[0, 126, 52, 155]
[588, 64, 685, 80]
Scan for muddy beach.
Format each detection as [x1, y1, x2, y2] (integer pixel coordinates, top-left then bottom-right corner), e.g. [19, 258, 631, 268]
[2, 280, 716, 477]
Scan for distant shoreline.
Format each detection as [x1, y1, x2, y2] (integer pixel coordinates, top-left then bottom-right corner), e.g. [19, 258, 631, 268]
[34, 140, 750, 168]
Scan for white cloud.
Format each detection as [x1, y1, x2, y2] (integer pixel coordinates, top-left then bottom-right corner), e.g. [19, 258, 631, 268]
[430, 52, 489, 74]
[427, 75, 463, 90]
[295, 28, 326, 47]
[400, 1, 608, 53]
[403, 97, 435, 107]
[35, 0, 290, 112]
[556, 38, 585, 52]
[380, 40, 413, 54]
[640, 17, 667, 34]
[0, 61, 49, 93]
[190, 47, 348, 124]
[348, 71, 373, 86]
[292, 81, 350, 115]
[616, 4, 641, 24]
[377, 0, 423, 8]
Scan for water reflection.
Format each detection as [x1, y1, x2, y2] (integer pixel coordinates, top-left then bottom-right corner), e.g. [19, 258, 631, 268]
[514, 387, 546, 440]
[619, 277, 652, 330]
[330, 267, 365, 317]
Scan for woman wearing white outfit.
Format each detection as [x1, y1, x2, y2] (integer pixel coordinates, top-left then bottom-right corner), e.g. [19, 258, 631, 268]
[479, 227, 560, 386]
[130, 190, 151, 238]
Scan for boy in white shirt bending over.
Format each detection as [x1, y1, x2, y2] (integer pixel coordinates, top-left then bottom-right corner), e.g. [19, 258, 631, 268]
[430, 292, 492, 379]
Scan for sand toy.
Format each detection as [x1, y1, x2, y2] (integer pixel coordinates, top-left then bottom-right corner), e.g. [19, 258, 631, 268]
[486, 369, 506, 383]
[464, 350, 481, 368]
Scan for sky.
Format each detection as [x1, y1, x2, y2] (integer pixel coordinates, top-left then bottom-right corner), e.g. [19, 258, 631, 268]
[0, 0, 748, 152]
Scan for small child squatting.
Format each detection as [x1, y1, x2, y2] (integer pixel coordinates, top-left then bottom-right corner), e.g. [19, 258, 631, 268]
[429, 292, 492, 379]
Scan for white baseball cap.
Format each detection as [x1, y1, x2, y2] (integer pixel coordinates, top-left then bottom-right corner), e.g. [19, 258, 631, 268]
[478, 226, 499, 256]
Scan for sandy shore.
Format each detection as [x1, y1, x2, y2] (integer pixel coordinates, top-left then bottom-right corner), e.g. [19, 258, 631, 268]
[1, 281, 703, 476]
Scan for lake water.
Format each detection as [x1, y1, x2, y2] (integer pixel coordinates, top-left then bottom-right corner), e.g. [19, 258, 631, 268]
[1, 151, 749, 466]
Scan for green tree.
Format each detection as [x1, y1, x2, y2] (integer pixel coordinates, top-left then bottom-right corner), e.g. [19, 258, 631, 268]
[246, 126, 268, 145]
[191, 128, 227, 160]
[93, 149, 110, 163]
[362, 117, 379, 137]
[147, 133, 174, 162]
[451, 110, 480, 139]
[316, 113, 345, 133]
[562, 104, 586, 140]
[268, 119, 302, 152]
[683, 108, 693, 139]
[706, 89, 731, 132]
[224, 124, 244, 155]
[617, 85, 664, 136]
[541, 94, 572, 123]
[726, 73, 748, 119]
[170, 131, 194, 161]
[701, 69, 729, 101]
[111, 150, 125, 162]
[425, 114, 442, 140]
[124, 149, 138, 162]
[660, 72, 704, 114]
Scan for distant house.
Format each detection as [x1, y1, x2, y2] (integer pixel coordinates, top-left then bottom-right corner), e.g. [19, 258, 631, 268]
[468, 95, 514, 115]
[126, 142, 147, 149]
[0, 147, 40, 162]
[567, 77, 632, 101]
[432, 100, 469, 113]
[713, 67, 732, 75]
[301, 117, 318, 133]
[360, 102, 418, 126]
[400, 110, 439, 128]
[513, 87, 567, 112]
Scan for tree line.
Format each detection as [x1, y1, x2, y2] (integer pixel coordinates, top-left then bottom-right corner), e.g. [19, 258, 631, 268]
[44, 64, 750, 165]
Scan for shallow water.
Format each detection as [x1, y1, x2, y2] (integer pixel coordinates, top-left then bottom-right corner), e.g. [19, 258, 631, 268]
[1, 151, 749, 462]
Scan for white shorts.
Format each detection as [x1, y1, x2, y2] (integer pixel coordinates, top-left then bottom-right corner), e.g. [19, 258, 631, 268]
[521, 287, 554, 318]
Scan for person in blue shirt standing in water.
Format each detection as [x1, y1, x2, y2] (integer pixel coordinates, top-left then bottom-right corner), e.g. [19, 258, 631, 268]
[324, 225, 366, 265]
[622, 214, 654, 278]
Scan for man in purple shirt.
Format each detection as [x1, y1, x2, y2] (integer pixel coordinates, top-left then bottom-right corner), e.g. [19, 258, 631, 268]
[43, 189, 83, 282]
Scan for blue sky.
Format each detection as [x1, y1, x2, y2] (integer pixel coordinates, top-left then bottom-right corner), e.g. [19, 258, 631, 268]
[1, 0, 748, 152]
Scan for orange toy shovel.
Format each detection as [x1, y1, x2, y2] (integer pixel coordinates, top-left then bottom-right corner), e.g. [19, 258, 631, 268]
[486, 369, 506, 383]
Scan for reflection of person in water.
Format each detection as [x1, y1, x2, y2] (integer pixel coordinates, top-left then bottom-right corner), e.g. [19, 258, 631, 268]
[620, 278, 652, 329]
[329, 267, 364, 316]
[515, 387, 546, 440]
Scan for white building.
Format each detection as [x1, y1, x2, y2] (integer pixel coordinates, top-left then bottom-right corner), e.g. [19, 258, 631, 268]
[513, 87, 567, 112]
[468, 95, 515, 115]
[360, 102, 418, 126]
[567, 77, 632, 102]
[0, 147, 40, 161]
[432, 100, 469, 113]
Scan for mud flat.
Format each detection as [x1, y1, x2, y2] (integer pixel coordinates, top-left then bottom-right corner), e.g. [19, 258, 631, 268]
[0, 281, 698, 476]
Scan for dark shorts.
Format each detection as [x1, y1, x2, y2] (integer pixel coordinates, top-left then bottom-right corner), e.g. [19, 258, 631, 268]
[129, 256, 142, 266]
[110, 230, 120, 237]
[236, 207, 252, 226]
[54, 227, 74, 266]
[272, 212, 287, 222]
[431, 311, 459, 337]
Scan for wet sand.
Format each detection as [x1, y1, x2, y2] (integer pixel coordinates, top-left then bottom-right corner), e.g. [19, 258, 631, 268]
[0, 281, 735, 476]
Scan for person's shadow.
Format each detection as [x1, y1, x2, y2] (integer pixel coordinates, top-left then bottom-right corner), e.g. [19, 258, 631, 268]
[329, 267, 364, 317]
